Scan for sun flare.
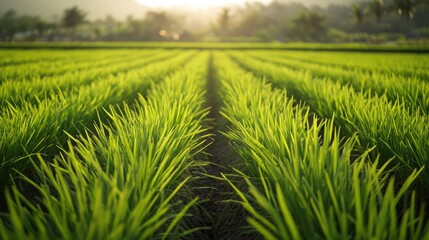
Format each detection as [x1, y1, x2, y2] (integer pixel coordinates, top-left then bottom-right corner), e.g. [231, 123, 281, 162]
[134, 0, 269, 8]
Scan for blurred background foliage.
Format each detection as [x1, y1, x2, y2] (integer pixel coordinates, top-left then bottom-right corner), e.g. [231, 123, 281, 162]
[1, 0, 429, 43]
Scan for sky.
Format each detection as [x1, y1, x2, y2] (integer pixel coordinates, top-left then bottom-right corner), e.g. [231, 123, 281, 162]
[133, 0, 271, 8]
[0, 0, 350, 20]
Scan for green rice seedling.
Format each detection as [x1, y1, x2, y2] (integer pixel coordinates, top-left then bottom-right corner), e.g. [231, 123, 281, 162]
[215, 52, 429, 239]
[0, 49, 114, 67]
[229, 52, 429, 196]
[264, 50, 429, 80]
[0, 51, 197, 192]
[0, 49, 148, 84]
[0, 52, 211, 239]
[245, 51, 429, 115]
[0, 50, 180, 111]
[0, 50, 143, 83]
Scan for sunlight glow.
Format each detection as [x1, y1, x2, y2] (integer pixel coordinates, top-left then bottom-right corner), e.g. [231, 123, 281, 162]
[134, 0, 271, 8]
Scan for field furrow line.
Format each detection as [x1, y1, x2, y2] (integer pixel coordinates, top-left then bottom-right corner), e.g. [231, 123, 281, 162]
[228, 51, 429, 200]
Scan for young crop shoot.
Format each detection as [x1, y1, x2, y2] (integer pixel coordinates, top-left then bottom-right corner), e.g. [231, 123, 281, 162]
[215, 52, 429, 239]
[0, 50, 178, 110]
[0, 50, 196, 194]
[0, 46, 428, 239]
[229, 51, 429, 200]
[246, 51, 429, 115]
[0, 52, 211, 239]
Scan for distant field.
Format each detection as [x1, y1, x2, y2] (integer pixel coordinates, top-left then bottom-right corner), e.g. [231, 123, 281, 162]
[1, 42, 429, 52]
[1, 46, 428, 239]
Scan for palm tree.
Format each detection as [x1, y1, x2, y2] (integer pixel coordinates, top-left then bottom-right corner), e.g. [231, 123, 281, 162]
[291, 11, 326, 41]
[352, 3, 367, 26]
[0, 10, 18, 41]
[62, 6, 86, 30]
[392, 0, 417, 34]
[218, 8, 232, 37]
[144, 11, 175, 40]
[146, 11, 172, 30]
[393, 0, 416, 20]
[369, 0, 384, 23]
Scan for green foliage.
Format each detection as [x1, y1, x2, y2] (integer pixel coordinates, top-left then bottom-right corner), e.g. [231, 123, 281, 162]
[246, 50, 429, 114]
[0, 10, 51, 42]
[216, 8, 232, 37]
[0, 47, 428, 239]
[353, 3, 368, 25]
[62, 6, 87, 29]
[394, 0, 418, 20]
[2, 0, 429, 42]
[369, 0, 384, 22]
[229, 50, 429, 197]
[215, 51, 428, 239]
[0, 50, 179, 109]
[0, 52, 210, 239]
[291, 11, 327, 41]
[0, 50, 197, 191]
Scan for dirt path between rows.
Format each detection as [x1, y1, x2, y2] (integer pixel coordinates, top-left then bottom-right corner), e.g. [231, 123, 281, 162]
[191, 53, 256, 240]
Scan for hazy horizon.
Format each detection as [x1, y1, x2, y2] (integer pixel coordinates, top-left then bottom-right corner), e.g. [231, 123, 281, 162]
[0, 0, 354, 20]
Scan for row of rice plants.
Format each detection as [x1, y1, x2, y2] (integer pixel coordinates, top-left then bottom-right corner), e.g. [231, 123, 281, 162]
[228, 51, 429, 199]
[0, 51, 160, 82]
[0, 50, 180, 110]
[0, 50, 142, 83]
[0, 57, 105, 83]
[0, 50, 197, 191]
[243, 51, 429, 115]
[215, 52, 429, 239]
[0, 52, 211, 239]
[267, 50, 429, 80]
[0, 49, 124, 67]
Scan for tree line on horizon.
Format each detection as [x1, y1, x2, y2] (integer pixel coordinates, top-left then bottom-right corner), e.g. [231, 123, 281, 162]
[1, 0, 429, 43]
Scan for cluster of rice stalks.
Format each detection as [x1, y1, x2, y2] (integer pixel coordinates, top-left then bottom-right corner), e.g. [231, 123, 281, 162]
[0, 47, 428, 239]
[245, 51, 429, 115]
[0, 52, 210, 239]
[0, 50, 196, 191]
[215, 51, 429, 239]
[230, 51, 429, 197]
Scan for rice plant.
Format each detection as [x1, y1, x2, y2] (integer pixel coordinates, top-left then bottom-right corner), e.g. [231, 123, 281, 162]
[215, 52, 429, 239]
[0, 52, 211, 239]
[0, 46, 428, 239]
[229, 51, 429, 197]
[0, 50, 197, 191]
[244, 51, 429, 115]
[264, 50, 429, 80]
[0, 50, 180, 110]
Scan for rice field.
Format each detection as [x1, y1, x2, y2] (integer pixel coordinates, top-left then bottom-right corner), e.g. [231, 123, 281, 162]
[0, 45, 428, 239]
